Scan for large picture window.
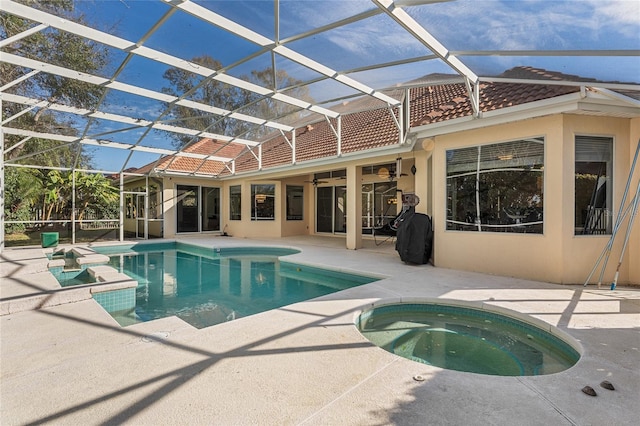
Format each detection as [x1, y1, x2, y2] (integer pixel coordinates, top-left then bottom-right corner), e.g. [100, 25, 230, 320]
[286, 185, 304, 220]
[575, 136, 613, 235]
[446, 138, 544, 233]
[251, 184, 275, 220]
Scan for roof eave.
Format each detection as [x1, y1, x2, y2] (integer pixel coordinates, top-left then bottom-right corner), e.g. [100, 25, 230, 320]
[217, 142, 416, 181]
[410, 92, 592, 139]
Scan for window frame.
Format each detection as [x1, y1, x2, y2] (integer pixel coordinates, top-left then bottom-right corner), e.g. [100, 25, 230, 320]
[229, 185, 242, 221]
[445, 137, 545, 234]
[251, 183, 275, 221]
[286, 185, 304, 221]
[574, 135, 614, 235]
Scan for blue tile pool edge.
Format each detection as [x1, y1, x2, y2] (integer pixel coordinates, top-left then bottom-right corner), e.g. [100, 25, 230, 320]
[91, 240, 302, 259]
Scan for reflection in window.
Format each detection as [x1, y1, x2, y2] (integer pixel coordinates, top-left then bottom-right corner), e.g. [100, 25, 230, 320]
[446, 138, 544, 233]
[230, 185, 241, 220]
[251, 184, 275, 220]
[149, 179, 163, 219]
[202, 187, 220, 231]
[362, 182, 397, 233]
[286, 185, 303, 220]
[575, 136, 613, 235]
[125, 193, 135, 219]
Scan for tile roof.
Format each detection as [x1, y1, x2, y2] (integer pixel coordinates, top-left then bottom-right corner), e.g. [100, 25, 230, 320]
[131, 66, 628, 178]
[134, 138, 247, 176]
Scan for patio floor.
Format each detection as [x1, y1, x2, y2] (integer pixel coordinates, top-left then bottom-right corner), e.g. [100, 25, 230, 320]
[1, 235, 639, 425]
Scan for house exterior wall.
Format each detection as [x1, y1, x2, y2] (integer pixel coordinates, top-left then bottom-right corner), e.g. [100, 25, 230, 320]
[151, 113, 637, 286]
[219, 180, 284, 239]
[161, 176, 223, 239]
[280, 177, 311, 238]
[628, 117, 640, 285]
[562, 115, 635, 285]
[429, 114, 638, 285]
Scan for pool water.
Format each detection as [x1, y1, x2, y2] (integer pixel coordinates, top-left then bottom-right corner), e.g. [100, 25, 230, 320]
[47, 250, 95, 287]
[95, 242, 378, 328]
[357, 303, 580, 376]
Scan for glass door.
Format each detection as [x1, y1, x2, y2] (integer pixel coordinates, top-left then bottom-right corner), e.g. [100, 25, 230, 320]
[316, 186, 333, 233]
[136, 194, 146, 238]
[202, 187, 220, 231]
[334, 186, 347, 233]
[316, 186, 347, 233]
[177, 185, 198, 233]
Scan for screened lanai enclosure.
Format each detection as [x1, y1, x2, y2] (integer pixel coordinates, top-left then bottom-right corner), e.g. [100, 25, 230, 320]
[1, 0, 639, 249]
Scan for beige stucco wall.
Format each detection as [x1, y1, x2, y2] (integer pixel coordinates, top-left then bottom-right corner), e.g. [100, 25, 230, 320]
[162, 176, 222, 239]
[427, 114, 638, 285]
[152, 113, 637, 285]
[219, 179, 313, 239]
[562, 115, 635, 285]
[280, 178, 310, 237]
[628, 117, 640, 285]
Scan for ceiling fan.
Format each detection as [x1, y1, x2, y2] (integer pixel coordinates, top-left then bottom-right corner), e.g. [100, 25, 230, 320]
[377, 167, 407, 181]
[304, 178, 328, 186]
[378, 158, 408, 181]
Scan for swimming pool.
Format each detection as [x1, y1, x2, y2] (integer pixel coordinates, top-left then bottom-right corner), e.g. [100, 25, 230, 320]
[93, 242, 379, 328]
[357, 301, 581, 376]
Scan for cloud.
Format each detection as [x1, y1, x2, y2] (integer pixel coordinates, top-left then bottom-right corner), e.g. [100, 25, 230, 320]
[587, 0, 640, 25]
[288, 0, 638, 57]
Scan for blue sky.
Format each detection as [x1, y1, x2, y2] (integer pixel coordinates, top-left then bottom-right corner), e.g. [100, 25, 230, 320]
[67, 0, 639, 171]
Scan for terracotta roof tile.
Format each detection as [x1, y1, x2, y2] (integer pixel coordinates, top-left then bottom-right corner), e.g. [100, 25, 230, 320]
[133, 138, 246, 176]
[134, 67, 615, 178]
[411, 68, 580, 125]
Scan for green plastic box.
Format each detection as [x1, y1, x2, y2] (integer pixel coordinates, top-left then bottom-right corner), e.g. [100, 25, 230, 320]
[41, 232, 59, 248]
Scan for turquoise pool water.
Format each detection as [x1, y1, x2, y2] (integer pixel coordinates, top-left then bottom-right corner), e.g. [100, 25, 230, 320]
[93, 242, 378, 328]
[47, 250, 95, 287]
[357, 303, 580, 376]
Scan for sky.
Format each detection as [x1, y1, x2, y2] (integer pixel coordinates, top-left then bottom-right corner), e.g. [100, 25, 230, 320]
[34, 0, 640, 171]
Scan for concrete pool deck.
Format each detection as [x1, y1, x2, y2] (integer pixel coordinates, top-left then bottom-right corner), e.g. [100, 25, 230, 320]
[1, 235, 639, 425]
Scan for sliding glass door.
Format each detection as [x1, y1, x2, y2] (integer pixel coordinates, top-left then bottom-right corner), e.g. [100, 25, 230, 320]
[177, 185, 220, 233]
[202, 187, 220, 231]
[316, 186, 346, 233]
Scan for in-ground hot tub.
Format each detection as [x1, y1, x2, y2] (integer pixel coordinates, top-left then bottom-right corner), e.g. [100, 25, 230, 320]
[356, 300, 581, 376]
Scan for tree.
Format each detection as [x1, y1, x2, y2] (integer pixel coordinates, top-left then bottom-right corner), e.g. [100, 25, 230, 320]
[162, 55, 249, 146]
[1, 0, 108, 163]
[3, 167, 41, 233]
[41, 170, 71, 221]
[74, 172, 119, 222]
[2, 1, 111, 238]
[161, 55, 313, 148]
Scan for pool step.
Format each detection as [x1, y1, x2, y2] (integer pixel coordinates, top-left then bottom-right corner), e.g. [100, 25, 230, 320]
[1, 249, 136, 316]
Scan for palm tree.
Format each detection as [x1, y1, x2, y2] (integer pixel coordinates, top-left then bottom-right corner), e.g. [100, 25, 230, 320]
[74, 172, 119, 222]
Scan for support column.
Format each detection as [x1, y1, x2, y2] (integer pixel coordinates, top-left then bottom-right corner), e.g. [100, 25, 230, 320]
[0, 99, 4, 252]
[346, 164, 362, 250]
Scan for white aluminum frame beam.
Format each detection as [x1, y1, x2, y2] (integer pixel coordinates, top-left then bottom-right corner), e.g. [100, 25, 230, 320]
[372, 0, 480, 116]
[2, 52, 293, 133]
[1, 93, 259, 147]
[164, 0, 400, 108]
[2, 127, 233, 163]
[1, 0, 333, 120]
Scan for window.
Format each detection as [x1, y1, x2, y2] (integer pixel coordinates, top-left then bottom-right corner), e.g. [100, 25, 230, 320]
[362, 182, 397, 233]
[148, 179, 163, 219]
[230, 185, 241, 220]
[575, 136, 613, 235]
[251, 184, 275, 220]
[286, 185, 303, 220]
[446, 138, 544, 233]
[125, 193, 135, 219]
